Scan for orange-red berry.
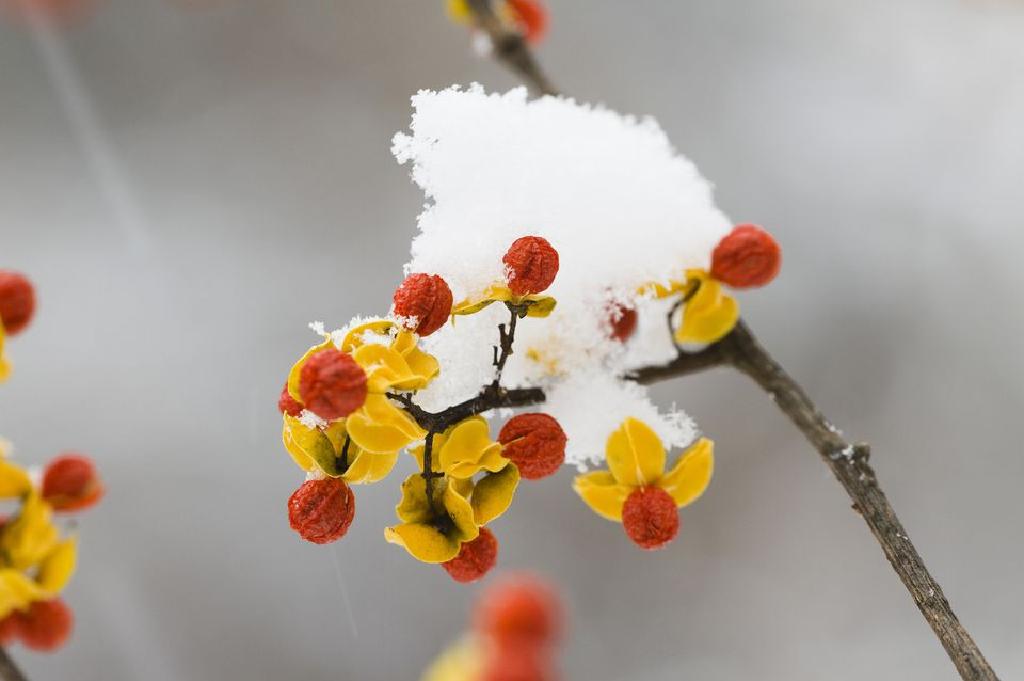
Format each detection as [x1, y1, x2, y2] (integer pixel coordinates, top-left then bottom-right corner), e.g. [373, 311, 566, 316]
[15, 600, 73, 652]
[478, 642, 556, 681]
[506, 0, 548, 44]
[298, 350, 367, 420]
[0, 270, 36, 336]
[0, 614, 19, 646]
[278, 382, 303, 417]
[475, 574, 561, 647]
[41, 453, 103, 513]
[621, 486, 678, 550]
[392, 273, 453, 337]
[498, 414, 566, 480]
[443, 527, 498, 583]
[503, 236, 559, 296]
[606, 303, 637, 343]
[288, 478, 355, 544]
[710, 224, 781, 289]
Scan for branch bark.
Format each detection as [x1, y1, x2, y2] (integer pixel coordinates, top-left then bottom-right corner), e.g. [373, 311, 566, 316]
[0, 648, 27, 681]
[440, 7, 1000, 676]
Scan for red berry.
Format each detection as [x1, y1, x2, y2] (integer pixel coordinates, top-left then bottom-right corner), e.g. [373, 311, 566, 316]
[0, 614, 19, 646]
[506, 0, 548, 44]
[502, 236, 559, 296]
[606, 303, 637, 343]
[478, 642, 556, 681]
[498, 414, 566, 480]
[710, 224, 781, 289]
[443, 527, 498, 583]
[0, 270, 36, 336]
[392, 273, 453, 337]
[298, 350, 368, 420]
[475, 574, 561, 647]
[278, 382, 303, 417]
[288, 478, 355, 544]
[621, 486, 678, 550]
[15, 600, 73, 651]
[41, 453, 103, 513]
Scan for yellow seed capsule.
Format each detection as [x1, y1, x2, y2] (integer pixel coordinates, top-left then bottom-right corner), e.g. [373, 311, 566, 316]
[446, 0, 473, 24]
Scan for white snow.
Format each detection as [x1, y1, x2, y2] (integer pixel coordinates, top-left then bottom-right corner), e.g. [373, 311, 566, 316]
[308, 85, 728, 467]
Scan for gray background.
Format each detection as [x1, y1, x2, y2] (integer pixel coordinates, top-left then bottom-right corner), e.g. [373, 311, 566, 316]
[1, 0, 1023, 679]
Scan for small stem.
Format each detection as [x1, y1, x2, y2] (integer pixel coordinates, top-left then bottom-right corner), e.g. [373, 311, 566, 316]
[0, 648, 27, 681]
[492, 304, 520, 387]
[462, 0, 558, 96]
[422, 431, 437, 509]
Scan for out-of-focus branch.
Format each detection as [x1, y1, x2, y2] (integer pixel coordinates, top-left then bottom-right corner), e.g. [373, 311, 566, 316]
[462, 0, 558, 96]
[0, 648, 27, 681]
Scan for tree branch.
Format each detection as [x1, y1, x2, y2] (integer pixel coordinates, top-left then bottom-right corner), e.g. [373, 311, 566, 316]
[0, 648, 27, 681]
[439, 7, 999, 677]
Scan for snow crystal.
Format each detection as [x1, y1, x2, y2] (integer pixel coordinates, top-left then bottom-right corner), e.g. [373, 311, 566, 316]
[391, 86, 729, 467]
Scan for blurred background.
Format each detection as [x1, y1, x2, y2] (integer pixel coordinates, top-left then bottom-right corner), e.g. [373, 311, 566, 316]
[2, 0, 1023, 679]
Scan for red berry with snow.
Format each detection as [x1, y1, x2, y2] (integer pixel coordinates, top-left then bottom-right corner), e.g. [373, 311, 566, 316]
[498, 413, 566, 480]
[392, 273, 453, 337]
[15, 600, 73, 651]
[42, 453, 103, 513]
[443, 527, 498, 583]
[298, 350, 367, 420]
[0, 270, 36, 336]
[606, 303, 637, 343]
[288, 478, 356, 544]
[621, 486, 679, 550]
[475, 574, 561, 647]
[710, 224, 781, 289]
[503, 236, 559, 296]
[278, 382, 303, 417]
[506, 0, 548, 45]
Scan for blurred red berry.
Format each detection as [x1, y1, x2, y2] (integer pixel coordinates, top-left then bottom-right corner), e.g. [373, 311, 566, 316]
[0, 614, 19, 646]
[506, 0, 548, 44]
[392, 273, 453, 337]
[0, 0, 96, 24]
[478, 642, 556, 681]
[42, 453, 103, 513]
[443, 527, 498, 583]
[503, 236, 559, 296]
[475, 574, 561, 647]
[710, 224, 781, 289]
[277, 382, 303, 417]
[298, 350, 367, 420]
[498, 414, 566, 480]
[0, 270, 35, 336]
[621, 486, 678, 550]
[606, 303, 637, 343]
[15, 600, 73, 652]
[288, 478, 355, 544]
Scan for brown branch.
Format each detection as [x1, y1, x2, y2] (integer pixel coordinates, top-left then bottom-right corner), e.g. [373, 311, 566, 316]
[462, 0, 558, 96]
[0, 648, 27, 681]
[437, 8, 999, 677]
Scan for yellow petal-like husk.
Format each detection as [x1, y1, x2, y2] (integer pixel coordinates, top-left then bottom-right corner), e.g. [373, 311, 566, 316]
[674, 272, 739, 345]
[421, 635, 483, 681]
[0, 569, 47, 620]
[346, 394, 426, 454]
[659, 438, 714, 508]
[282, 416, 326, 472]
[342, 449, 399, 485]
[340, 319, 395, 352]
[395, 473, 434, 525]
[0, 458, 32, 499]
[605, 417, 666, 487]
[522, 295, 557, 318]
[36, 537, 77, 594]
[572, 470, 630, 522]
[1, 493, 59, 571]
[470, 464, 520, 526]
[438, 417, 506, 479]
[384, 524, 461, 564]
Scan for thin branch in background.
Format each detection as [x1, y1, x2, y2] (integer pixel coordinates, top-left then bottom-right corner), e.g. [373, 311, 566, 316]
[451, 3, 999, 679]
[463, 0, 557, 96]
[0, 648, 27, 681]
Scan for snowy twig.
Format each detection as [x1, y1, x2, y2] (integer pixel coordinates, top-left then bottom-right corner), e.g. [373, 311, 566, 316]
[462, 0, 558, 96]
[0, 648, 27, 681]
